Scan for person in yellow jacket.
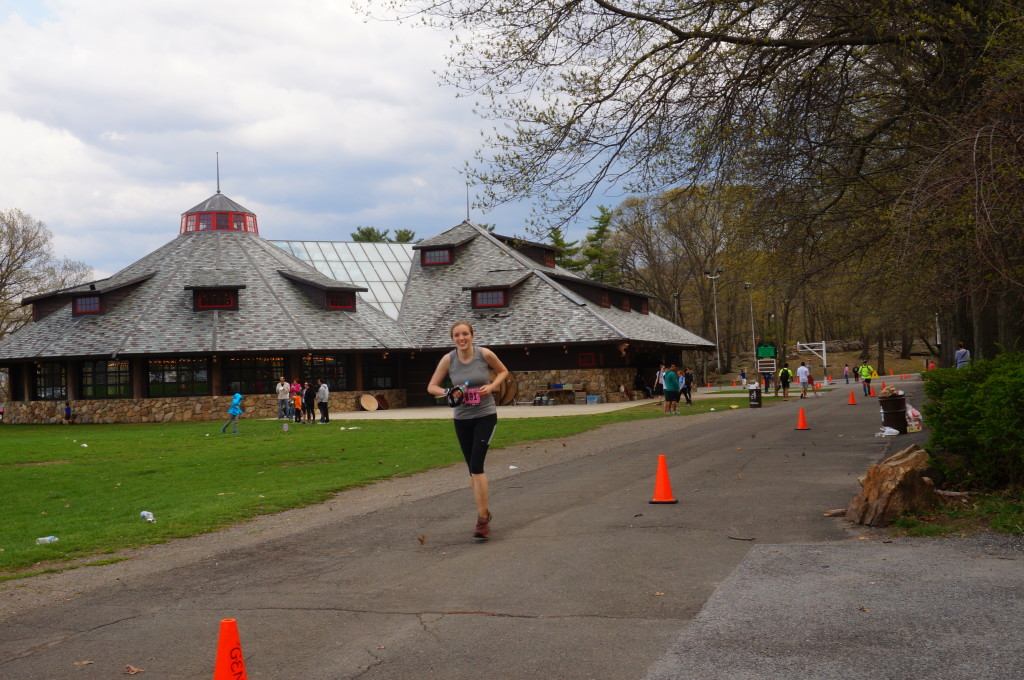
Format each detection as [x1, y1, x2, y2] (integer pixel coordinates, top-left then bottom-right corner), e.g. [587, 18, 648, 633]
[857, 360, 874, 396]
[777, 364, 794, 399]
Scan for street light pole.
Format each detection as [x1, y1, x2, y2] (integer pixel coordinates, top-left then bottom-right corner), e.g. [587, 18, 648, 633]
[704, 267, 723, 385]
[744, 282, 756, 366]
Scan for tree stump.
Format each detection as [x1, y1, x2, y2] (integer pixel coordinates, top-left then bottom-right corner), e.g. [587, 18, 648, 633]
[846, 444, 938, 526]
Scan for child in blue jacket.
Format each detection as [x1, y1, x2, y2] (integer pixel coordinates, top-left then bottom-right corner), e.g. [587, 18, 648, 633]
[221, 393, 244, 434]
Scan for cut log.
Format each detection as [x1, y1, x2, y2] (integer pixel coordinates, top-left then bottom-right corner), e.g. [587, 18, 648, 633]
[846, 444, 937, 527]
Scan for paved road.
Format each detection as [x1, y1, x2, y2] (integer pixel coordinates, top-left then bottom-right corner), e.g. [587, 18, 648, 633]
[2, 377, 1021, 679]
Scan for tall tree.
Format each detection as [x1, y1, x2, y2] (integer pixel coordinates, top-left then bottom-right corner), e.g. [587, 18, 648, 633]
[0, 209, 91, 340]
[351, 226, 392, 242]
[373, 0, 1024, 355]
[392, 228, 419, 243]
[547, 225, 585, 272]
[581, 206, 621, 285]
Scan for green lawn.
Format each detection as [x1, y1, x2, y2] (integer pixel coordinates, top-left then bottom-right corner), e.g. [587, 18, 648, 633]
[1, 397, 751, 577]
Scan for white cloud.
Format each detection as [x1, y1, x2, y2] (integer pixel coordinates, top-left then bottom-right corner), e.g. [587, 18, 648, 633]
[0, 0, 590, 278]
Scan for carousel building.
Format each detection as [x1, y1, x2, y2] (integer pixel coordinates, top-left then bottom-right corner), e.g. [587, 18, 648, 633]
[0, 190, 713, 423]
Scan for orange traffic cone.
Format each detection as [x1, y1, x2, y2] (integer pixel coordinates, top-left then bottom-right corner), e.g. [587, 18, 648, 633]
[890, 369, 893, 375]
[870, 385, 876, 397]
[880, 381, 887, 391]
[213, 619, 248, 680]
[795, 407, 810, 430]
[848, 391, 857, 405]
[649, 455, 678, 504]
[732, 381, 736, 387]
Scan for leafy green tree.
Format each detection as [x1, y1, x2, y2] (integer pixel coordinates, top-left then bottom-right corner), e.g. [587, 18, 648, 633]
[351, 226, 391, 242]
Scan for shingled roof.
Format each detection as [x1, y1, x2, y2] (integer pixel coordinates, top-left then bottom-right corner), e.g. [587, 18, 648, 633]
[385, 220, 714, 350]
[0, 230, 411, 360]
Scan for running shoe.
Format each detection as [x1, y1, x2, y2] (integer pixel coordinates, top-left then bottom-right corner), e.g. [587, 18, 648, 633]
[474, 512, 492, 539]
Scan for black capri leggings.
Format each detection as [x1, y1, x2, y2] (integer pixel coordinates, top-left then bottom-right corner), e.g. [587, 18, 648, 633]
[453, 413, 497, 475]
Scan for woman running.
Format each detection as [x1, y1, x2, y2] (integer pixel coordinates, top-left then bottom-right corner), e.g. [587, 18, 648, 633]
[427, 321, 510, 539]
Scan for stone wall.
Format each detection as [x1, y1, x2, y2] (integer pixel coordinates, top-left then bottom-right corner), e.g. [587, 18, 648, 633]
[2, 389, 408, 425]
[512, 367, 640, 404]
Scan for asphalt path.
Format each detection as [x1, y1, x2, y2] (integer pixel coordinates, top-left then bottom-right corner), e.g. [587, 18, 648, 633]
[2, 377, 1021, 679]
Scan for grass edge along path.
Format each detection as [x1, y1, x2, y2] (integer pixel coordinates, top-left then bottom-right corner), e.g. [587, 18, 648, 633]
[1, 397, 752, 578]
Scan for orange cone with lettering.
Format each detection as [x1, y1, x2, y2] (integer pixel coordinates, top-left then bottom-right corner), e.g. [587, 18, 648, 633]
[795, 407, 810, 430]
[649, 455, 678, 504]
[848, 390, 857, 405]
[213, 619, 247, 680]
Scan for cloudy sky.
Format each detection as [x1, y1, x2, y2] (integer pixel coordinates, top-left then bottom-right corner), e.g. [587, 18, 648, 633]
[0, 0, 601, 279]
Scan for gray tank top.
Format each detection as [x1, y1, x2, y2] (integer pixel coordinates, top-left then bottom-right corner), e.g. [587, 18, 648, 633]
[447, 347, 497, 419]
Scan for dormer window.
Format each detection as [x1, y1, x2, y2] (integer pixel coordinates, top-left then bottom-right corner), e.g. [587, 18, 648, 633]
[195, 289, 238, 310]
[621, 296, 631, 312]
[640, 298, 649, 314]
[544, 251, 555, 267]
[73, 295, 101, 315]
[422, 248, 452, 266]
[327, 291, 356, 310]
[600, 291, 610, 307]
[473, 289, 507, 308]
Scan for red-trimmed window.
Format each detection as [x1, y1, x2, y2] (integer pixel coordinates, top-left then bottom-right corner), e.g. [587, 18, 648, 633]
[621, 296, 631, 312]
[640, 298, 649, 314]
[196, 290, 237, 310]
[422, 248, 452, 266]
[199, 213, 212, 230]
[599, 291, 610, 307]
[74, 296, 101, 314]
[233, 214, 246, 230]
[544, 251, 555, 267]
[473, 290, 506, 308]
[327, 291, 356, 309]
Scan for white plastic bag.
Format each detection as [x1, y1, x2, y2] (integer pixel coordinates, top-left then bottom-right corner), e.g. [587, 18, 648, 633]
[875, 426, 900, 437]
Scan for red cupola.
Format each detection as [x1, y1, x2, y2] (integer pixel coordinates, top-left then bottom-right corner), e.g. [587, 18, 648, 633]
[179, 191, 258, 235]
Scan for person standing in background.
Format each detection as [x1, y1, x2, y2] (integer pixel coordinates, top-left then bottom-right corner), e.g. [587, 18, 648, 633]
[276, 376, 290, 419]
[662, 364, 680, 414]
[316, 379, 330, 423]
[954, 341, 971, 368]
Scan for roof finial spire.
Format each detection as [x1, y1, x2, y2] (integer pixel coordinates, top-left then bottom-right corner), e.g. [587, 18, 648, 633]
[466, 181, 470, 221]
[216, 152, 221, 194]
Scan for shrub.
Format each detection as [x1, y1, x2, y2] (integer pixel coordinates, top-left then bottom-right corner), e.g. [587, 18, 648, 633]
[923, 353, 1024, 488]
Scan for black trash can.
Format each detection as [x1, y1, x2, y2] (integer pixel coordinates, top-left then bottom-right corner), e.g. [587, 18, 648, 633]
[748, 387, 762, 408]
[878, 395, 908, 434]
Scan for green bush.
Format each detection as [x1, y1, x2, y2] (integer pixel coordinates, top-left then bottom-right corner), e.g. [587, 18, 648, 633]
[923, 353, 1024, 488]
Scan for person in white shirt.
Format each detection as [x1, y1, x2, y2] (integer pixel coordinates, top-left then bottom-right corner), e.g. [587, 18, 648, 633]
[796, 362, 811, 399]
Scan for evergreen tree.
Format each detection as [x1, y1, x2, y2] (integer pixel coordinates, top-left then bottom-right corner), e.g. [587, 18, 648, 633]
[581, 206, 621, 285]
[392, 228, 419, 243]
[547, 225, 584, 272]
[351, 226, 391, 242]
